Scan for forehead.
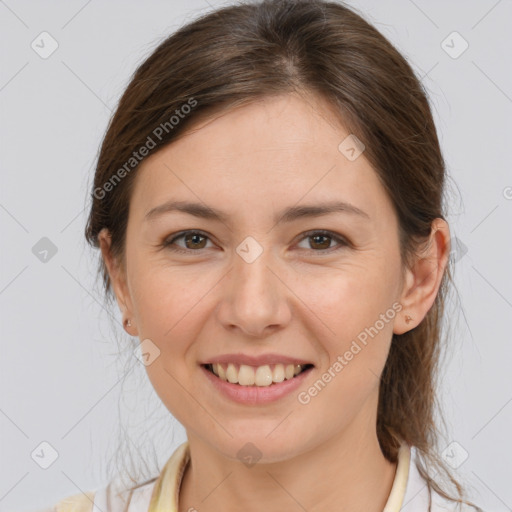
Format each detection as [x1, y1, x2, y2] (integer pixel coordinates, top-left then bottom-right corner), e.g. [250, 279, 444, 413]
[131, 93, 390, 224]
[169, 93, 350, 162]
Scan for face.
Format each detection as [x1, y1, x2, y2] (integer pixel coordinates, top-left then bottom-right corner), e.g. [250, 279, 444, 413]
[104, 93, 409, 463]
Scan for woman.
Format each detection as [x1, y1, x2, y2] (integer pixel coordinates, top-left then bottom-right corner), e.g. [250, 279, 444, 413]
[48, 0, 482, 510]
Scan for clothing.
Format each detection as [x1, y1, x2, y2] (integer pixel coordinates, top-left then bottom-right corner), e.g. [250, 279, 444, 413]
[40, 442, 476, 512]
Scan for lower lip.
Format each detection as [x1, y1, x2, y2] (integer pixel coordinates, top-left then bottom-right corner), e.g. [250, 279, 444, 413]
[200, 364, 314, 405]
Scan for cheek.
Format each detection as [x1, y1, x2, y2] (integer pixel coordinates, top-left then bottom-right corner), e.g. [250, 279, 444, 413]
[294, 259, 400, 396]
[300, 261, 399, 337]
[130, 261, 207, 338]
[130, 267, 213, 422]
[295, 271, 398, 423]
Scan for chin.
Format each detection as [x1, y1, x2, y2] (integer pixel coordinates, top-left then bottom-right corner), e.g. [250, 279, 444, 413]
[207, 430, 313, 466]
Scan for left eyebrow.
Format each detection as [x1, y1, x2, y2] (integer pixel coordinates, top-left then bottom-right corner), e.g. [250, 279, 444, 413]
[144, 200, 370, 224]
[277, 201, 370, 223]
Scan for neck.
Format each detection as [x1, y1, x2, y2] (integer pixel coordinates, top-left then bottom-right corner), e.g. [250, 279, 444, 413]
[178, 419, 398, 512]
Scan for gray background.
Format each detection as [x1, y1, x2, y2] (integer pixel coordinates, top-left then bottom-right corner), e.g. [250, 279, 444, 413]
[1, 0, 511, 510]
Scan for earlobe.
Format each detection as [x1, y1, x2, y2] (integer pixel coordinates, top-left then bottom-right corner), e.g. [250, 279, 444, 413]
[393, 267, 416, 335]
[393, 219, 450, 335]
[98, 228, 137, 334]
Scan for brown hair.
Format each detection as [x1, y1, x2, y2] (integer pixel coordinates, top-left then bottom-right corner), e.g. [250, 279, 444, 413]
[85, 0, 480, 509]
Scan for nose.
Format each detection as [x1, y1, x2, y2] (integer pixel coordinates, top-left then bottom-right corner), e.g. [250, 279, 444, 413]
[216, 246, 292, 338]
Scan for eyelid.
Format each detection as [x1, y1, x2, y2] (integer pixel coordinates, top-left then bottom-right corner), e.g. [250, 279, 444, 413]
[163, 229, 216, 253]
[162, 229, 350, 254]
[296, 229, 349, 251]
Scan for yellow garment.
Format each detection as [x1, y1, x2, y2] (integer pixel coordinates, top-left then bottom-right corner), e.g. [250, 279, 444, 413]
[53, 491, 95, 512]
[147, 442, 190, 512]
[383, 442, 411, 512]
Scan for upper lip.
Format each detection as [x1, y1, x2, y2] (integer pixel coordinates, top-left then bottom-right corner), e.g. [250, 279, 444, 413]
[201, 353, 314, 367]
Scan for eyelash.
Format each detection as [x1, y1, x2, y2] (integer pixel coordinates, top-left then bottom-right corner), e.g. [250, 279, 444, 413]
[161, 229, 349, 255]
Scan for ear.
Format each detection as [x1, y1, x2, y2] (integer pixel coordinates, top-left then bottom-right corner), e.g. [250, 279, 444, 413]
[98, 227, 138, 336]
[393, 218, 451, 335]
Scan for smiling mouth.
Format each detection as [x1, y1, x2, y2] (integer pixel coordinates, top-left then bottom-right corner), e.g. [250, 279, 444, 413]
[202, 362, 314, 387]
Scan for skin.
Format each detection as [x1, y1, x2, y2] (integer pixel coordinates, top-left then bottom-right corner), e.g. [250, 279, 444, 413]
[99, 92, 450, 512]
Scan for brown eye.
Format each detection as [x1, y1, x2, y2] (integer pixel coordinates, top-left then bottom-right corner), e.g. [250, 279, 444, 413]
[163, 230, 214, 253]
[163, 229, 348, 255]
[183, 232, 207, 249]
[309, 233, 332, 250]
[296, 230, 348, 253]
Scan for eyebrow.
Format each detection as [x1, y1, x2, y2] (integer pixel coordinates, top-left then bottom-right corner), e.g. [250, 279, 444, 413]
[144, 199, 370, 224]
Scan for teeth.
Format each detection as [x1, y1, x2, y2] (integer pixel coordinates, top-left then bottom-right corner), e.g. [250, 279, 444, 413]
[238, 364, 255, 386]
[217, 363, 227, 381]
[255, 365, 273, 386]
[272, 364, 285, 383]
[226, 363, 239, 384]
[210, 363, 309, 386]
